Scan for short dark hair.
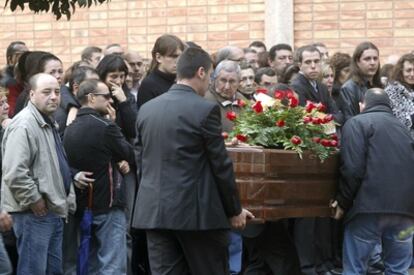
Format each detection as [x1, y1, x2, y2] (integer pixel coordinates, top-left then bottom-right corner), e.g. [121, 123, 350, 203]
[255, 67, 276, 84]
[96, 54, 128, 81]
[176, 47, 212, 79]
[249, 41, 267, 51]
[69, 66, 98, 91]
[296, 45, 321, 63]
[77, 79, 101, 105]
[279, 64, 300, 84]
[6, 41, 26, 63]
[81, 46, 102, 61]
[268, 44, 292, 61]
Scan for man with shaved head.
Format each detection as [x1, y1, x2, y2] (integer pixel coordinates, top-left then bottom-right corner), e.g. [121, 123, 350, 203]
[1, 73, 91, 274]
[124, 51, 145, 101]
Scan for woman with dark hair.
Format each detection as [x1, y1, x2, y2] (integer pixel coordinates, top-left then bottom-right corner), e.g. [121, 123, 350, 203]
[385, 53, 414, 138]
[279, 63, 300, 85]
[14, 51, 63, 115]
[137, 34, 185, 108]
[96, 54, 136, 139]
[339, 42, 382, 121]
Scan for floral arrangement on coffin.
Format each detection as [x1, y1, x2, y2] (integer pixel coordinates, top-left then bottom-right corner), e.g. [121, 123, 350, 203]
[224, 88, 338, 162]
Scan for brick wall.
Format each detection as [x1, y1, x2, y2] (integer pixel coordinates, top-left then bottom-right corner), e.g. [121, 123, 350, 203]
[1, 0, 413, 69]
[0, 0, 265, 68]
[294, 0, 414, 60]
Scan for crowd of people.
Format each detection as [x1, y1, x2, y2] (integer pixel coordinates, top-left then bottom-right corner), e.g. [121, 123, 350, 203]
[0, 33, 414, 275]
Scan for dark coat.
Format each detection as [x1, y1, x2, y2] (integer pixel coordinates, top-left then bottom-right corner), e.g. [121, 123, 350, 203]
[338, 78, 368, 122]
[114, 90, 137, 139]
[132, 84, 242, 230]
[54, 85, 80, 137]
[63, 107, 134, 214]
[337, 104, 414, 222]
[136, 68, 176, 109]
[291, 73, 344, 125]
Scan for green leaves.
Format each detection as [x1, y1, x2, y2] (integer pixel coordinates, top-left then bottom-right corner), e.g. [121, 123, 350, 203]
[231, 99, 338, 162]
[3, 0, 110, 20]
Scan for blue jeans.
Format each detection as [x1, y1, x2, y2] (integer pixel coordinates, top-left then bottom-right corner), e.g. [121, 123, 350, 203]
[229, 231, 242, 275]
[88, 208, 127, 274]
[0, 235, 12, 275]
[13, 212, 64, 275]
[343, 213, 414, 275]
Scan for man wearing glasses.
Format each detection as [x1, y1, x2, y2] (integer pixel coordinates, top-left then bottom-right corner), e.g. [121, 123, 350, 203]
[63, 79, 134, 274]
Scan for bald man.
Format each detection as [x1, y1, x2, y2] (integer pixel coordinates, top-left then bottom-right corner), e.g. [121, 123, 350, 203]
[1, 73, 90, 274]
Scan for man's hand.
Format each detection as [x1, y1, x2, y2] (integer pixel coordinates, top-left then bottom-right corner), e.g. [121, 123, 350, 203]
[107, 104, 116, 122]
[74, 171, 95, 189]
[230, 208, 255, 230]
[30, 198, 48, 217]
[118, 160, 130, 175]
[0, 210, 12, 232]
[331, 200, 344, 220]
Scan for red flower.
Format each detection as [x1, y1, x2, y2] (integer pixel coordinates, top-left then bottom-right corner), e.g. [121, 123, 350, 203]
[256, 88, 268, 94]
[274, 90, 285, 99]
[289, 96, 299, 108]
[276, 120, 285, 127]
[331, 133, 338, 141]
[303, 116, 312, 124]
[237, 99, 247, 107]
[317, 103, 327, 112]
[305, 101, 316, 113]
[252, 101, 263, 113]
[323, 114, 333, 123]
[312, 117, 322, 125]
[320, 139, 331, 147]
[222, 132, 229, 139]
[286, 90, 295, 99]
[330, 140, 338, 147]
[290, 136, 302, 145]
[312, 137, 321, 143]
[236, 134, 248, 142]
[226, 111, 237, 121]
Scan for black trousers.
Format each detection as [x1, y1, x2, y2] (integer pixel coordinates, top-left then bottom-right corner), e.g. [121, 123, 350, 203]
[146, 229, 229, 275]
[243, 221, 301, 275]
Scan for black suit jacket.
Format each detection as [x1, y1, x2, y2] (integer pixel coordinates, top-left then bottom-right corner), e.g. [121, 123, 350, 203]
[291, 73, 344, 125]
[132, 84, 242, 230]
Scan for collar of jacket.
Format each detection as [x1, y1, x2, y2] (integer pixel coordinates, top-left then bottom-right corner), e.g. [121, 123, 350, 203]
[154, 68, 176, 83]
[170, 83, 198, 94]
[362, 104, 393, 115]
[76, 107, 103, 117]
[27, 101, 57, 129]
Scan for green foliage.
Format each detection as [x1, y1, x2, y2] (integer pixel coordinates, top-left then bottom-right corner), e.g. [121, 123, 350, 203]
[230, 95, 338, 162]
[4, 0, 110, 20]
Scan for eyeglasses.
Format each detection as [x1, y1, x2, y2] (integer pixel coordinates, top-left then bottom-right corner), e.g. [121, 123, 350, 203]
[93, 93, 112, 100]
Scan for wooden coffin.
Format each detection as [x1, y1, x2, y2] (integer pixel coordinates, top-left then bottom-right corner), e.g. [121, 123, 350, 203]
[227, 147, 339, 221]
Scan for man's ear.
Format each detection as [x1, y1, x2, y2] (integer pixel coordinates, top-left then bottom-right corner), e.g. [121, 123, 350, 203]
[197, 67, 206, 79]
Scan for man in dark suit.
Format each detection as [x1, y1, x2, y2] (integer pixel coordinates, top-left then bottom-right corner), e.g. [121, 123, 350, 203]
[132, 47, 253, 275]
[290, 45, 343, 275]
[291, 45, 343, 126]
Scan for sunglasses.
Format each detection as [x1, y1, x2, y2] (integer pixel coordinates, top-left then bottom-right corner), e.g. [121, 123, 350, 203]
[93, 93, 112, 100]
